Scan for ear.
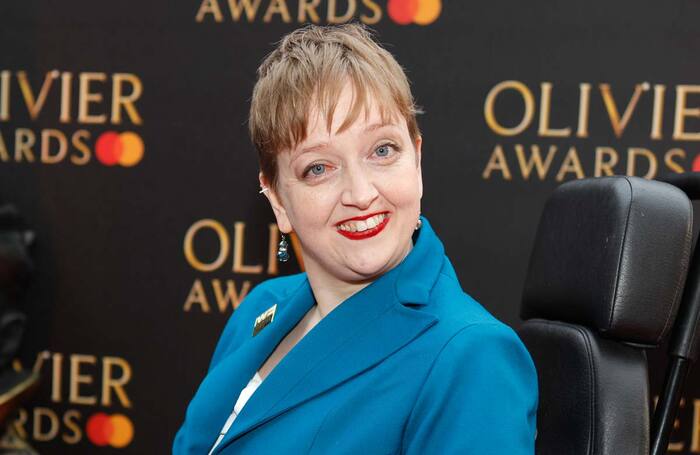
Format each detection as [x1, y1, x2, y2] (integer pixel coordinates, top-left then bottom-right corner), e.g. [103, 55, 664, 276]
[259, 172, 293, 234]
[414, 136, 423, 198]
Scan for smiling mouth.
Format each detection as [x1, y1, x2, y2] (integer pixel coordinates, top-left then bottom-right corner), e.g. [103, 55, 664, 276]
[336, 212, 390, 240]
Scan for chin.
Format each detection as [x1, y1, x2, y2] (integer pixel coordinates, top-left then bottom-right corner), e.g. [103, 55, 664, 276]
[342, 254, 396, 281]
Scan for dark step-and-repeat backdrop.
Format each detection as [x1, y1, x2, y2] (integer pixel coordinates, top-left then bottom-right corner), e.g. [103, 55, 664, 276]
[2, 1, 700, 453]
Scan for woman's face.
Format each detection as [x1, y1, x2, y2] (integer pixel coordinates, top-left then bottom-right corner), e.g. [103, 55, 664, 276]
[262, 81, 423, 284]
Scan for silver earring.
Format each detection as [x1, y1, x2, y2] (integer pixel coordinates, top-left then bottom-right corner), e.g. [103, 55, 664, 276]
[277, 233, 290, 262]
[415, 217, 422, 230]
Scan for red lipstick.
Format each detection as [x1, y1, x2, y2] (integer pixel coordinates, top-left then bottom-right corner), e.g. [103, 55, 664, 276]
[335, 212, 390, 240]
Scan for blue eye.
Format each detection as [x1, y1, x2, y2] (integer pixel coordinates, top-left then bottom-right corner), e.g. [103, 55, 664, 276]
[307, 163, 326, 176]
[375, 144, 391, 157]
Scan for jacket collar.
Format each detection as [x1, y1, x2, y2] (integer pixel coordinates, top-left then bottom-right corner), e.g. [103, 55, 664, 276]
[395, 216, 445, 306]
[197, 216, 446, 453]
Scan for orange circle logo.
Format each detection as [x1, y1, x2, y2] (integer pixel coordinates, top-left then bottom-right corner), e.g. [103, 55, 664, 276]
[86, 413, 134, 448]
[95, 131, 145, 167]
[388, 0, 442, 25]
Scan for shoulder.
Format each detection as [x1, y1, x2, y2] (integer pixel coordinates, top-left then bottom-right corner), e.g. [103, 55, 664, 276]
[415, 256, 537, 384]
[402, 260, 539, 452]
[419, 257, 508, 337]
[403, 322, 539, 453]
[431, 322, 537, 383]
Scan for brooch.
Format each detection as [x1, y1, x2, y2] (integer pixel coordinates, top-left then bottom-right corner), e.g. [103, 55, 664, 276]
[252, 304, 277, 336]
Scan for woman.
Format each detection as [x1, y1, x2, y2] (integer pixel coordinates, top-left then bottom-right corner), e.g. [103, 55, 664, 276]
[174, 23, 538, 454]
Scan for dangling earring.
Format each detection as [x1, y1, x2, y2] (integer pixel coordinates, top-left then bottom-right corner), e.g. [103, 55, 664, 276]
[415, 217, 422, 230]
[277, 233, 290, 262]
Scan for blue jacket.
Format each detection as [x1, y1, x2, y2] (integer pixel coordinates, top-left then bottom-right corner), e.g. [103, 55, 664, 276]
[173, 217, 538, 454]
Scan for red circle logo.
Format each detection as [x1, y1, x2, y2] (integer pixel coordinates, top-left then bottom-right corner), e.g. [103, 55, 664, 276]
[692, 154, 700, 171]
[95, 131, 145, 167]
[86, 413, 134, 448]
[388, 0, 442, 25]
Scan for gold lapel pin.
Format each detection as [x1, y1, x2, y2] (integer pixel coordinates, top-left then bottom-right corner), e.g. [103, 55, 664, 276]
[252, 304, 277, 337]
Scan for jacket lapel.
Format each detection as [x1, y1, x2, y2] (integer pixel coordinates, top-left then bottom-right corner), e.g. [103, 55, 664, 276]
[184, 279, 315, 453]
[214, 217, 445, 452]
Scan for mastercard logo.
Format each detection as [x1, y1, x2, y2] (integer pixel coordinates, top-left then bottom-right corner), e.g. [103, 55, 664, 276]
[387, 0, 442, 25]
[95, 131, 145, 167]
[86, 412, 134, 448]
[693, 155, 700, 171]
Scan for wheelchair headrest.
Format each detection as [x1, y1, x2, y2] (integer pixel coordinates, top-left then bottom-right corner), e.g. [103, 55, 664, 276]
[521, 176, 692, 346]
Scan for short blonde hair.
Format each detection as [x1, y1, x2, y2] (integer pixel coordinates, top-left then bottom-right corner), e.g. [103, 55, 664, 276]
[249, 23, 422, 189]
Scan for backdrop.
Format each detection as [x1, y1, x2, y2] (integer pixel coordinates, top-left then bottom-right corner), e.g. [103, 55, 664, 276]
[2, 0, 700, 452]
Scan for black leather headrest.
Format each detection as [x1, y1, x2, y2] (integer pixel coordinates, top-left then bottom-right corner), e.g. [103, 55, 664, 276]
[521, 176, 692, 346]
[518, 320, 650, 455]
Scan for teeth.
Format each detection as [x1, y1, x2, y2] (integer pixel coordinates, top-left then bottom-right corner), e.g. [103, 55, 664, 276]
[337, 213, 387, 232]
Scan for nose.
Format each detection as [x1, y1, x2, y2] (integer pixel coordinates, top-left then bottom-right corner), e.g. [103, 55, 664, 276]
[340, 166, 379, 209]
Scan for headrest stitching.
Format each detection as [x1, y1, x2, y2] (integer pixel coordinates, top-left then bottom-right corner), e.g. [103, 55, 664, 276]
[607, 177, 634, 332]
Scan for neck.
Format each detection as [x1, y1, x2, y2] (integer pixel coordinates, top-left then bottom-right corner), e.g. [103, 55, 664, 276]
[303, 238, 414, 318]
[305, 268, 373, 318]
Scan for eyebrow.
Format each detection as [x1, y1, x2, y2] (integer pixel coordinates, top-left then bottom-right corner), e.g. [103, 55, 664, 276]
[292, 122, 399, 162]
